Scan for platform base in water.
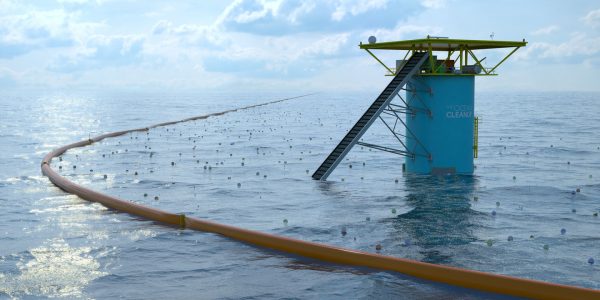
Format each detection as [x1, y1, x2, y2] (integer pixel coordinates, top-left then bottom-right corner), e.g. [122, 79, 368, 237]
[405, 75, 475, 174]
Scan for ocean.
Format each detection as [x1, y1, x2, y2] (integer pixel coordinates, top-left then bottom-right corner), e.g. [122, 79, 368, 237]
[1, 90, 599, 299]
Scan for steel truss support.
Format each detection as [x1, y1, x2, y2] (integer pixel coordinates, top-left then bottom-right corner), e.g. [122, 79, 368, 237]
[357, 91, 432, 160]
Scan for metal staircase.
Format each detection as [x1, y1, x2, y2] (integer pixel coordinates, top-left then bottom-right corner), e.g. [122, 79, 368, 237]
[312, 52, 429, 180]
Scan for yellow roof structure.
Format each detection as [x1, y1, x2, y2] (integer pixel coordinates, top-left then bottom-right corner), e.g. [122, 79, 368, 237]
[360, 37, 527, 51]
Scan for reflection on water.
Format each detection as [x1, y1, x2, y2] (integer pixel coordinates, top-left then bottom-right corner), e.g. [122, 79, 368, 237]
[0, 238, 107, 298]
[394, 175, 481, 264]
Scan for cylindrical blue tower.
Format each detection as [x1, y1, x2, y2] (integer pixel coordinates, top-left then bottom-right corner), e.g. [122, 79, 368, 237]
[405, 75, 475, 174]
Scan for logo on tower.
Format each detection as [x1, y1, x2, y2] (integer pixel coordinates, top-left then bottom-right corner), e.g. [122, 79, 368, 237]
[445, 104, 472, 119]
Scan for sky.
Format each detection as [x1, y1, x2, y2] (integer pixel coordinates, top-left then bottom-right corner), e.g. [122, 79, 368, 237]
[0, 0, 599, 93]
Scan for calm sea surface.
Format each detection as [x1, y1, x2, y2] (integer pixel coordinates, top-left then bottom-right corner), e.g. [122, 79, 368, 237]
[1, 90, 599, 299]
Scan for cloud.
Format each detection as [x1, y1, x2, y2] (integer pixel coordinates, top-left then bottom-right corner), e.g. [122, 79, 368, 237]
[515, 32, 600, 63]
[48, 35, 144, 72]
[531, 25, 559, 36]
[331, 0, 387, 21]
[217, 0, 421, 36]
[150, 20, 227, 48]
[200, 32, 352, 77]
[420, 0, 446, 9]
[363, 24, 440, 43]
[0, 9, 77, 58]
[582, 8, 600, 28]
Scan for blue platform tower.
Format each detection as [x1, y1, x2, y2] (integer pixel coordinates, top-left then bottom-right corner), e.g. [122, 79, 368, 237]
[405, 75, 475, 174]
[312, 37, 526, 180]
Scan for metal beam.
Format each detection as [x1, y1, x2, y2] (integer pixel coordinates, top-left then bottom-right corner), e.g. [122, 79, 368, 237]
[488, 46, 520, 74]
[357, 142, 412, 157]
[364, 49, 395, 75]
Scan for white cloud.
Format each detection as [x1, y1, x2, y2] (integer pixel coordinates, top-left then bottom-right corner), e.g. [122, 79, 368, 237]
[516, 32, 600, 62]
[48, 35, 144, 72]
[0, 9, 103, 58]
[151, 20, 171, 35]
[366, 24, 441, 43]
[150, 20, 228, 49]
[531, 25, 559, 35]
[582, 8, 600, 28]
[331, 0, 388, 21]
[0, 10, 72, 57]
[298, 33, 350, 57]
[216, 0, 420, 36]
[421, 0, 446, 9]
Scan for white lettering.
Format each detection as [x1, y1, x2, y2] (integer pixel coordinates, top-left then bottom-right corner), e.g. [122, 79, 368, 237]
[445, 103, 472, 119]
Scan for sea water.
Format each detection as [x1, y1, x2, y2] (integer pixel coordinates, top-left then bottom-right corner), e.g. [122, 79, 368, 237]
[0, 90, 599, 299]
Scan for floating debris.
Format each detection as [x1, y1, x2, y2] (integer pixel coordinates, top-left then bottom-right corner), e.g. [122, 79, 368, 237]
[561, 228, 566, 235]
[507, 236, 514, 242]
[543, 244, 549, 251]
[375, 244, 382, 251]
[486, 239, 493, 247]
[589, 257, 595, 265]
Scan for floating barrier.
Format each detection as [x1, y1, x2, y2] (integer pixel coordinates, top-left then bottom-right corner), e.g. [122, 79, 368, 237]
[41, 95, 600, 300]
